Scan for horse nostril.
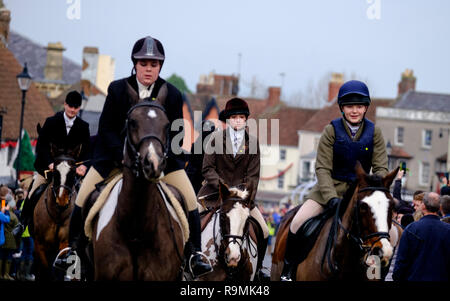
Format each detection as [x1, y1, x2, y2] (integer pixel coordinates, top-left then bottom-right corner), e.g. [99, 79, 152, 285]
[372, 247, 383, 258]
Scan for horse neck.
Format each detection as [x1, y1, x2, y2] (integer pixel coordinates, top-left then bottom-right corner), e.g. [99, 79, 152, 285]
[117, 167, 160, 231]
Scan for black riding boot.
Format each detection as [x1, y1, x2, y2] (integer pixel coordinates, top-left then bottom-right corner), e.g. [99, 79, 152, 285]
[256, 237, 270, 281]
[280, 230, 301, 281]
[186, 209, 212, 278]
[54, 205, 82, 271]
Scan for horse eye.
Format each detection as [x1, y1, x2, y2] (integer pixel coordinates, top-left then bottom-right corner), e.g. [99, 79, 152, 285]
[129, 119, 137, 129]
[360, 202, 369, 211]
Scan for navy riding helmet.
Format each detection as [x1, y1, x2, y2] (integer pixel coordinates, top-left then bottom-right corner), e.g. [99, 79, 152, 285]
[337, 80, 371, 107]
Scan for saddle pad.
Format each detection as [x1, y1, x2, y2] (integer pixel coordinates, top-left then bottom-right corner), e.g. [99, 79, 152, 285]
[84, 172, 123, 240]
[157, 182, 189, 244]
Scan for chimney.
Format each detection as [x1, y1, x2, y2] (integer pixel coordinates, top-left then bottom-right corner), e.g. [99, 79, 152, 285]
[0, 1, 11, 48]
[398, 69, 416, 97]
[328, 72, 344, 102]
[268, 86, 281, 107]
[44, 42, 65, 81]
[81, 47, 99, 85]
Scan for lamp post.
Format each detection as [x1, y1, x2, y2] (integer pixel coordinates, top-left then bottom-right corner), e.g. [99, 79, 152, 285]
[16, 62, 32, 188]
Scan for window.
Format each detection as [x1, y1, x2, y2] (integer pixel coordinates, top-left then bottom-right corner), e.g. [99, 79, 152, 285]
[280, 149, 286, 161]
[278, 171, 285, 189]
[422, 130, 432, 148]
[395, 127, 404, 145]
[420, 162, 430, 186]
[302, 161, 311, 180]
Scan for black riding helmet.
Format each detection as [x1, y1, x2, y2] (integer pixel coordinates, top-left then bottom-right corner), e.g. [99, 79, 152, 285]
[131, 36, 165, 73]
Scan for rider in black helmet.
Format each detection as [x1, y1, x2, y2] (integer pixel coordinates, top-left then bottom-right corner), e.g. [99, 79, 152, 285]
[58, 36, 212, 278]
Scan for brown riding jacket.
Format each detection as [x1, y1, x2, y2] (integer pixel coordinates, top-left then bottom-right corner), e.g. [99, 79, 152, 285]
[198, 127, 260, 202]
[307, 119, 388, 205]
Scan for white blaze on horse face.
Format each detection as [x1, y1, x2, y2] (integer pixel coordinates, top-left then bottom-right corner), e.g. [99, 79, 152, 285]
[226, 202, 250, 266]
[362, 191, 394, 260]
[56, 161, 71, 198]
[146, 142, 160, 171]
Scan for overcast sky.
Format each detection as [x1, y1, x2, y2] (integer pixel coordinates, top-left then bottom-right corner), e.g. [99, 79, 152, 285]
[5, 0, 450, 104]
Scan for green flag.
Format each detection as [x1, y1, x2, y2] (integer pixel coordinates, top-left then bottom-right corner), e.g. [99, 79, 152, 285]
[13, 130, 36, 172]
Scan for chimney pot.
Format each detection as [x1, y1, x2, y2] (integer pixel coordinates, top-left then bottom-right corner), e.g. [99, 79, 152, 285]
[398, 69, 416, 97]
[268, 86, 281, 106]
[328, 72, 344, 102]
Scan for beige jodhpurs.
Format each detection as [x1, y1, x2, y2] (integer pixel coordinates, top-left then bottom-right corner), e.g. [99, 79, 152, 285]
[290, 199, 324, 234]
[75, 167, 104, 207]
[75, 167, 197, 213]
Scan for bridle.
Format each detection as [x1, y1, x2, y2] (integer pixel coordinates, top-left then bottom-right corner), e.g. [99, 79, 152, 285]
[215, 197, 257, 274]
[325, 185, 391, 276]
[50, 154, 77, 210]
[124, 102, 169, 178]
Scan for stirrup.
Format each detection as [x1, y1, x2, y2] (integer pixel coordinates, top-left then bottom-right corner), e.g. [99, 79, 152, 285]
[53, 247, 81, 281]
[188, 251, 213, 278]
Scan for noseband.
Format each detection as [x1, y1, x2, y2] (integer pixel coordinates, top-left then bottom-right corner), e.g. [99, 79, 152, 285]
[124, 102, 169, 178]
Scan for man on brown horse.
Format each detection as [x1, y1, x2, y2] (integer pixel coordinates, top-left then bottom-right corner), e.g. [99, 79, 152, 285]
[198, 98, 270, 280]
[280, 80, 389, 281]
[14, 91, 90, 237]
[60, 36, 212, 278]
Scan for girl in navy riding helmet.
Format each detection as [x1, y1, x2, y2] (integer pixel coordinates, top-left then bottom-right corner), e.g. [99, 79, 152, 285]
[280, 80, 389, 281]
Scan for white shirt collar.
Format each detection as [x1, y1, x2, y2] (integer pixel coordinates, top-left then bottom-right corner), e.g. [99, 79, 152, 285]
[136, 77, 155, 99]
[63, 112, 76, 134]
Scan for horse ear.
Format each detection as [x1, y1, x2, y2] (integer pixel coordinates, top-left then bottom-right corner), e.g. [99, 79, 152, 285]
[355, 161, 367, 184]
[154, 83, 168, 106]
[383, 166, 399, 189]
[218, 178, 230, 201]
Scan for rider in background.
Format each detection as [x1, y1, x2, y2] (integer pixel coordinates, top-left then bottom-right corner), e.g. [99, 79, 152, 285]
[198, 97, 270, 280]
[15, 91, 90, 236]
[64, 36, 212, 278]
[280, 80, 389, 281]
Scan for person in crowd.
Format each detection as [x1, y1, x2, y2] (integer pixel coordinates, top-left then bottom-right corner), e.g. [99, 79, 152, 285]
[393, 192, 450, 281]
[0, 198, 18, 280]
[440, 195, 450, 224]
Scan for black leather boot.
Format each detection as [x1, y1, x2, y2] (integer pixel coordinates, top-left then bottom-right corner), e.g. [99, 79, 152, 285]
[186, 209, 212, 278]
[256, 237, 270, 281]
[280, 230, 300, 281]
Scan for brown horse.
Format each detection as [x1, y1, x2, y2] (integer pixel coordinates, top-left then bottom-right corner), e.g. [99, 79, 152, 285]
[199, 181, 260, 281]
[86, 99, 185, 280]
[272, 162, 398, 281]
[33, 145, 80, 280]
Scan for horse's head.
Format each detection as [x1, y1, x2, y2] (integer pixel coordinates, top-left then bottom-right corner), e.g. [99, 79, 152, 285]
[353, 161, 398, 268]
[218, 180, 252, 268]
[50, 144, 80, 208]
[125, 98, 169, 181]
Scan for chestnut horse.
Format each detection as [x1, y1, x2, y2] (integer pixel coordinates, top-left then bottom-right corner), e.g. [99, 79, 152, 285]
[33, 145, 80, 280]
[272, 162, 398, 280]
[199, 181, 260, 281]
[86, 97, 185, 280]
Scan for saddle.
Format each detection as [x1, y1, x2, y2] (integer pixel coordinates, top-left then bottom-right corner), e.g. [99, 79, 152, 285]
[293, 201, 340, 265]
[82, 171, 189, 243]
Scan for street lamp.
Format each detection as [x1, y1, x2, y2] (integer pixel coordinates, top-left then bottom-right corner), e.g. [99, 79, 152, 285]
[16, 62, 32, 188]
